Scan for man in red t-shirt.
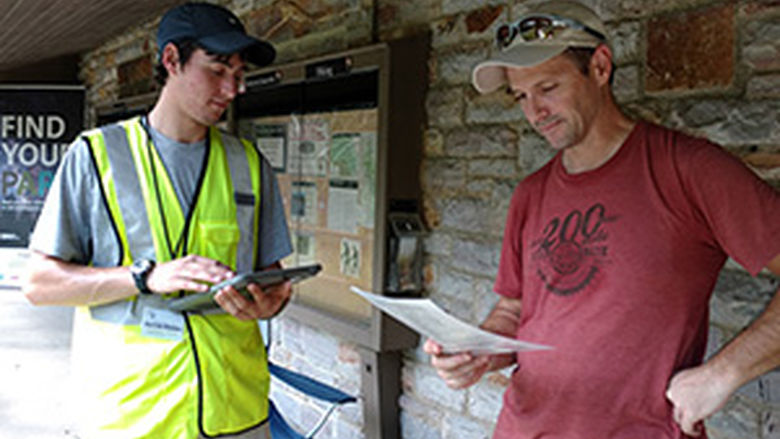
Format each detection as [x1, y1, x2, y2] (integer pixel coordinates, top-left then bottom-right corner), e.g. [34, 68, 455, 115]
[423, 1, 780, 438]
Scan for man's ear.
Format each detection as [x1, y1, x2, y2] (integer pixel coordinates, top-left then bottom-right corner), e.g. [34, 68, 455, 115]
[590, 44, 613, 86]
[161, 43, 181, 76]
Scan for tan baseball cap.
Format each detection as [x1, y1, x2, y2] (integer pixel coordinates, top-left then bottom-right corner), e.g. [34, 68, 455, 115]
[472, 0, 607, 94]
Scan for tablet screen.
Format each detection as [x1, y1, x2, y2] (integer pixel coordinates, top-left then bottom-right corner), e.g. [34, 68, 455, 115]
[166, 263, 322, 312]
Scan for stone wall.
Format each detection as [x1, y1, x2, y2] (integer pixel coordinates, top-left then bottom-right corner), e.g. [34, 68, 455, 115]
[79, 0, 780, 438]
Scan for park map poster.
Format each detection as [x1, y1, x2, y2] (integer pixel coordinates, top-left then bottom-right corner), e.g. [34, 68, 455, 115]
[0, 86, 84, 287]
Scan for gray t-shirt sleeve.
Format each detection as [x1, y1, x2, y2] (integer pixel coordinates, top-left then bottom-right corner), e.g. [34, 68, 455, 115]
[29, 137, 118, 266]
[256, 156, 293, 268]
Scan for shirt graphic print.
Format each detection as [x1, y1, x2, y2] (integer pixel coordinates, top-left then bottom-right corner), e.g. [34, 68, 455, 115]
[530, 202, 619, 296]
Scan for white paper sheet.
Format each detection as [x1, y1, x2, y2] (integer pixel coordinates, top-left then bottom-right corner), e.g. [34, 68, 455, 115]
[349, 286, 552, 354]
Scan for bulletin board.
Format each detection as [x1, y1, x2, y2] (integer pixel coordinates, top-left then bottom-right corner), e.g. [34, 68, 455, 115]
[238, 108, 379, 321]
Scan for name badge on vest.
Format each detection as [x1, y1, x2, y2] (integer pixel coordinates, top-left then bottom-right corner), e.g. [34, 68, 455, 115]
[141, 307, 185, 341]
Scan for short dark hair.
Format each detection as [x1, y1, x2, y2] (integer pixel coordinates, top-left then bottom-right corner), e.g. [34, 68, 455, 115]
[562, 47, 615, 84]
[154, 39, 200, 86]
[154, 39, 248, 86]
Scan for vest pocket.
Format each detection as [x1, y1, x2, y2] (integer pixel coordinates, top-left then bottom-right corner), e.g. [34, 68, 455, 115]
[197, 222, 240, 269]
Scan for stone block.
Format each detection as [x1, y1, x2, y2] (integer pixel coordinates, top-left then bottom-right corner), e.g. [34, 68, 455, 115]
[730, 369, 780, 408]
[443, 0, 502, 16]
[741, 13, 780, 71]
[705, 395, 761, 439]
[427, 87, 465, 128]
[468, 158, 517, 178]
[117, 56, 154, 99]
[609, 21, 641, 64]
[613, 64, 641, 103]
[763, 409, 780, 439]
[428, 265, 477, 301]
[647, 4, 735, 92]
[760, 369, 780, 405]
[425, 129, 445, 157]
[449, 236, 502, 276]
[422, 158, 467, 192]
[439, 197, 507, 238]
[596, 0, 715, 21]
[516, 130, 556, 176]
[676, 100, 728, 127]
[673, 100, 780, 146]
[400, 391, 446, 422]
[408, 364, 467, 411]
[746, 73, 780, 99]
[423, 194, 443, 229]
[464, 5, 504, 34]
[466, 91, 525, 125]
[401, 408, 445, 439]
[431, 15, 461, 48]
[423, 232, 454, 257]
[377, 0, 442, 33]
[445, 126, 518, 158]
[465, 179, 517, 206]
[442, 413, 493, 439]
[704, 324, 727, 360]
[436, 47, 490, 85]
[594, 0, 648, 21]
[467, 378, 506, 422]
[710, 270, 777, 330]
[116, 39, 151, 66]
[432, 6, 506, 48]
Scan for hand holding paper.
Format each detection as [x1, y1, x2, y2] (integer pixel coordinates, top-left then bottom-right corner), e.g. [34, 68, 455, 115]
[349, 286, 551, 354]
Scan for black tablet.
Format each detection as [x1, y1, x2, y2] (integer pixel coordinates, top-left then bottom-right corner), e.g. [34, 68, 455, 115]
[166, 263, 322, 312]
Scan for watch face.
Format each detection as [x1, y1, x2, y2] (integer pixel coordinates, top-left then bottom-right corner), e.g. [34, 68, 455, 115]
[132, 259, 155, 276]
[132, 259, 149, 273]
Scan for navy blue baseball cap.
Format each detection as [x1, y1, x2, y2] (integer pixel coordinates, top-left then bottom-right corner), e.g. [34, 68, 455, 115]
[157, 2, 275, 66]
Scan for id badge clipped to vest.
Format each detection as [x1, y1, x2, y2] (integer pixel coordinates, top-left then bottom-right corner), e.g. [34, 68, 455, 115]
[141, 307, 185, 341]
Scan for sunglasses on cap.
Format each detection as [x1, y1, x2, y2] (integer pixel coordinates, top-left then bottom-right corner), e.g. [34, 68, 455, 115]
[495, 14, 605, 49]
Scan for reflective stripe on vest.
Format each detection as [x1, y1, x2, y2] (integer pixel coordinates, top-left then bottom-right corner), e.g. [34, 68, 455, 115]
[79, 117, 269, 438]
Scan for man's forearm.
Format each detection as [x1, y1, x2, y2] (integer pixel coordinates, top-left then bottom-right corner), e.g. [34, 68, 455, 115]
[480, 296, 523, 371]
[709, 255, 780, 388]
[23, 252, 136, 306]
[708, 283, 780, 389]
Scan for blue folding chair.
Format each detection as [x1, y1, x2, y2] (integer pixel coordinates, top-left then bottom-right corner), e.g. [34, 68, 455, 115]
[261, 320, 357, 439]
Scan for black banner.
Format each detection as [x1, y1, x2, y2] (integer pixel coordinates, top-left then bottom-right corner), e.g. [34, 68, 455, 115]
[0, 86, 84, 248]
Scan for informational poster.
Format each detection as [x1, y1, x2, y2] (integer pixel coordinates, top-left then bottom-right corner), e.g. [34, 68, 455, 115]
[254, 123, 286, 171]
[238, 108, 378, 320]
[291, 181, 318, 225]
[340, 238, 361, 278]
[288, 118, 329, 176]
[0, 86, 84, 288]
[327, 179, 359, 234]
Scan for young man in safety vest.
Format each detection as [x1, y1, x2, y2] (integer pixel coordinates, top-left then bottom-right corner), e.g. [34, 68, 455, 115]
[23, 3, 291, 438]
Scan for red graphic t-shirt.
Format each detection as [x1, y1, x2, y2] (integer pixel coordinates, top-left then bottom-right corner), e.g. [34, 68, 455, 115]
[493, 122, 780, 439]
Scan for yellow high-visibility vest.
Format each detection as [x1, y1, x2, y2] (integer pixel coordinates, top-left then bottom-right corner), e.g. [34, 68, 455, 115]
[72, 117, 269, 438]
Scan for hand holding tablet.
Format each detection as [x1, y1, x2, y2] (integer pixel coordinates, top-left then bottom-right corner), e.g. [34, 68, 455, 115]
[167, 263, 322, 312]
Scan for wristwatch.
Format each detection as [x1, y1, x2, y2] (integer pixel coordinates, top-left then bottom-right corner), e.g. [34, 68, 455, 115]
[130, 259, 156, 295]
